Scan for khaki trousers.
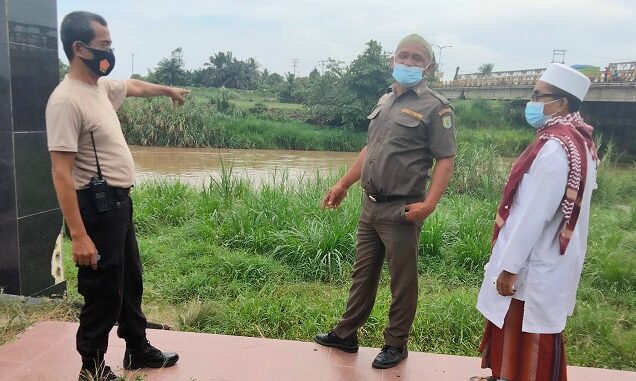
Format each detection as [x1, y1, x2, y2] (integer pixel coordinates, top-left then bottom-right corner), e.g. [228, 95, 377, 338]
[334, 195, 422, 348]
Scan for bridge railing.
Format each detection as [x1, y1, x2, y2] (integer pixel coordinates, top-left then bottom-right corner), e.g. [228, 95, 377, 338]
[434, 63, 636, 87]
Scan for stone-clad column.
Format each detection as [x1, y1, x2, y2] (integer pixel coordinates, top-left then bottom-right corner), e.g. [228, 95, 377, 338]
[0, 0, 64, 296]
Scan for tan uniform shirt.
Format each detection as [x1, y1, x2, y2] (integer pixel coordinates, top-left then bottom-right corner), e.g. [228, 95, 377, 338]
[361, 81, 457, 198]
[46, 75, 134, 189]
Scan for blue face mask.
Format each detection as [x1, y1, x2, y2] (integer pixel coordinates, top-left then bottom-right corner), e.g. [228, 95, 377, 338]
[524, 100, 559, 129]
[392, 63, 426, 88]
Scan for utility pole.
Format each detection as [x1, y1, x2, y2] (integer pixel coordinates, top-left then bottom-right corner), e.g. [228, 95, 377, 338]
[431, 44, 452, 80]
[551, 49, 566, 64]
[131, 53, 135, 77]
[291, 58, 300, 76]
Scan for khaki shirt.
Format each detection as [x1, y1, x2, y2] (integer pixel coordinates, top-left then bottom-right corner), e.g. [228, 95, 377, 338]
[361, 81, 457, 198]
[46, 76, 135, 189]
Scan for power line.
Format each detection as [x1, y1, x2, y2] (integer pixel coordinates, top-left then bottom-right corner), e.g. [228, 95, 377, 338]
[551, 49, 566, 64]
[291, 58, 300, 75]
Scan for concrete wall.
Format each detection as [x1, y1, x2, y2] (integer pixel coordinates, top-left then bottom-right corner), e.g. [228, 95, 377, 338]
[0, 0, 64, 296]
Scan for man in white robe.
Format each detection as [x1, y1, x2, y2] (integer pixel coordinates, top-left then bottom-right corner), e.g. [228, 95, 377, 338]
[473, 63, 598, 381]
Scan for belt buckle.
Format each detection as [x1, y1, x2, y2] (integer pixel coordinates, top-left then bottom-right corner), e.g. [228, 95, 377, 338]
[363, 189, 377, 203]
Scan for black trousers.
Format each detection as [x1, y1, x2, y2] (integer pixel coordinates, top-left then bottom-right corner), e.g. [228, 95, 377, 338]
[74, 188, 147, 361]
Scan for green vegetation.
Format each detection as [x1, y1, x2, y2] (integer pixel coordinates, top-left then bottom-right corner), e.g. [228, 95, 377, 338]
[141, 41, 393, 128]
[134, 155, 635, 370]
[6, 145, 611, 371]
[119, 88, 536, 157]
[130, 40, 633, 157]
[118, 94, 365, 152]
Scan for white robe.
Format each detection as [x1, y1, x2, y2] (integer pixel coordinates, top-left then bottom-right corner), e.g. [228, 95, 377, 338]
[477, 139, 597, 334]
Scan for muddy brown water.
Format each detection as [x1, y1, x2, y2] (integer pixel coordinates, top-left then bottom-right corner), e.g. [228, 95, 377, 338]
[130, 146, 358, 186]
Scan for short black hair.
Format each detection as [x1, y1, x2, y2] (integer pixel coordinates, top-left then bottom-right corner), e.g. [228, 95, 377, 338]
[547, 83, 582, 113]
[60, 11, 107, 60]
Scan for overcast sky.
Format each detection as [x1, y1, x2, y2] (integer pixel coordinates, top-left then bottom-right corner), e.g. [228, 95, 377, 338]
[57, 0, 635, 80]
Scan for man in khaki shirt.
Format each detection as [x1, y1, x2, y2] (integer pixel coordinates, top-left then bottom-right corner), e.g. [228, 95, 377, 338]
[46, 11, 188, 381]
[315, 34, 456, 369]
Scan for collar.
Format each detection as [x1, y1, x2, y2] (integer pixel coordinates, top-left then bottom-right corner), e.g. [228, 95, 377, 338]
[390, 80, 429, 98]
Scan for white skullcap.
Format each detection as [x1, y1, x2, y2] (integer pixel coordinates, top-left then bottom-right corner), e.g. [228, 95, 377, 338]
[539, 63, 591, 101]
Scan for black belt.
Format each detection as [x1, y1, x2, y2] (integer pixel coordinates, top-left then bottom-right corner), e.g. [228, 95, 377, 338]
[363, 190, 408, 203]
[77, 186, 131, 200]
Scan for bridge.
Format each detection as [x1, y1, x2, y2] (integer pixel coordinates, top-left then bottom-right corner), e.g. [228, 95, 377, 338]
[431, 83, 636, 103]
[431, 65, 636, 103]
[430, 66, 636, 155]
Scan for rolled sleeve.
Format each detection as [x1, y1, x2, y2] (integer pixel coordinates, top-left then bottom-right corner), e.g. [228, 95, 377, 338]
[428, 105, 457, 159]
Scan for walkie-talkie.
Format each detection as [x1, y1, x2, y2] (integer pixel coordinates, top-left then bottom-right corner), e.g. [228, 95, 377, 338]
[89, 132, 110, 213]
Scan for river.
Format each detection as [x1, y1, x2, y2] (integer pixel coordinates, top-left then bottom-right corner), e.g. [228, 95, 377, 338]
[131, 146, 358, 186]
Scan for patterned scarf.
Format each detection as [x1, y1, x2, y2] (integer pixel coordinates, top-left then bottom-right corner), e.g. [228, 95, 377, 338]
[491, 112, 597, 255]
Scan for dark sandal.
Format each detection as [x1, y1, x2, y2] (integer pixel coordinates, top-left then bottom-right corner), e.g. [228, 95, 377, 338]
[469, 377, 496, 381]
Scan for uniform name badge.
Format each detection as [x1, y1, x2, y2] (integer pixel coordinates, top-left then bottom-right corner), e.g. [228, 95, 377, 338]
[442, 115, 453, 129]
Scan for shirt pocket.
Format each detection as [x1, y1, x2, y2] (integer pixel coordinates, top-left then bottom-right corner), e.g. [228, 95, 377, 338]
[392, 113, 421, 128]
[387, 111, 423, 147]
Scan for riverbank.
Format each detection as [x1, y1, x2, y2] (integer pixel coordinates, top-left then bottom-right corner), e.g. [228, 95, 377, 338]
[118, 92, 536, 157]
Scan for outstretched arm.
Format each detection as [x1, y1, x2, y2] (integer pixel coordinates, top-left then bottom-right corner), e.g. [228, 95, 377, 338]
[124, 79, 190, 105]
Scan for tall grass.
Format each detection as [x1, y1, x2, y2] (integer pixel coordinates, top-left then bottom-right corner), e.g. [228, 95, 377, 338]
[119, 98, 366, 151]
[456, 127, 534, 157]
[119, 95, 540, 157]
[449, 142, 509, 198]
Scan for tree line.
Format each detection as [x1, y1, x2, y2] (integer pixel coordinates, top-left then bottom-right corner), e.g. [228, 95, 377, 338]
[142, 41, 397, 130]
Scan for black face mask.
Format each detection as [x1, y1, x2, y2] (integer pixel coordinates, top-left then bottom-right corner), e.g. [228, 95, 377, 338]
[78, 42, 116, 77]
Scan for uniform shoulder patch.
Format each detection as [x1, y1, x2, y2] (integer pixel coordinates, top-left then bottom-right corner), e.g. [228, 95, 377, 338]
[442, 115, 453, 129]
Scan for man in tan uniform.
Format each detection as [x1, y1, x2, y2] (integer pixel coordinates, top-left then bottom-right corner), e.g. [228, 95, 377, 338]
[46, 11, 188, 381]
[315, 34, 456, 369]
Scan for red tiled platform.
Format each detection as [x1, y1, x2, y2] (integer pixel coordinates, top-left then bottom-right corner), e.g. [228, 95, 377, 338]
[1, 321, 634, 381]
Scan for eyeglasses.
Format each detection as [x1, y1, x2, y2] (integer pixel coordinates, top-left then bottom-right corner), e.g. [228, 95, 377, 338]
[530, 93, 555, 102]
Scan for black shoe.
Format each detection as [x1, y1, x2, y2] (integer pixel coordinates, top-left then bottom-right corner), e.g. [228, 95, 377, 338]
[314, 330, 359, 353]
[123, 341, 179, 370]
[78, 365, 119, 381]
[371, 345, 408, 369]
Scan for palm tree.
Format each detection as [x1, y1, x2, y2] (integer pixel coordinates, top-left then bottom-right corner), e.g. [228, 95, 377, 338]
[154, 47, 186, 86]
[206, 51, 234, 70]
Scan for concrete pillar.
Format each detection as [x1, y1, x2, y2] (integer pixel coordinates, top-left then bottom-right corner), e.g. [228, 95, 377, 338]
[0, 0, 64, 296]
